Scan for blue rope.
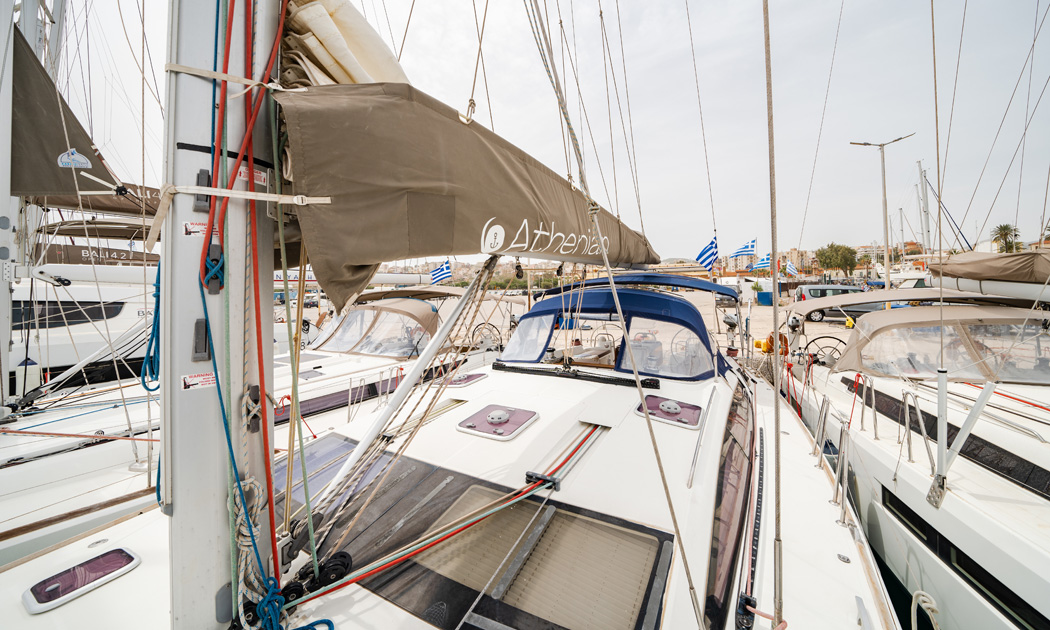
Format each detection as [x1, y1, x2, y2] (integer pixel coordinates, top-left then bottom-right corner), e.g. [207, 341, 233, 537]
[203, 253, 226, 291]
[291, 621, 334, 630]
[197, 283, 267, 588]
[199, 283, 333, 630]
[21, 401, 142, 430]
[255, 577, 286, 630]
[141, 263, 162, 391]
[155, 453, 162, 507]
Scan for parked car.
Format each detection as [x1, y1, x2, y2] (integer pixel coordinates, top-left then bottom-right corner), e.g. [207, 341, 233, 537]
[793, 284, 879, 321]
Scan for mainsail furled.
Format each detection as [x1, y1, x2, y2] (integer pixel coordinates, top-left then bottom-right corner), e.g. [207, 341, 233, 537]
[10, 27, 158, 216]
[274, 82, 659, 310]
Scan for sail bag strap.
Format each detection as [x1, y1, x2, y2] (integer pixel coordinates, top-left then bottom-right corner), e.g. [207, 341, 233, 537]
[144, 183, 330, 250]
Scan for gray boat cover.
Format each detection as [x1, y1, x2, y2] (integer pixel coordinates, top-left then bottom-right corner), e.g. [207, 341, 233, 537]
[11, 27, 159, 215]
[929, 251, 1050, 284]
[273, 83, 659, 310]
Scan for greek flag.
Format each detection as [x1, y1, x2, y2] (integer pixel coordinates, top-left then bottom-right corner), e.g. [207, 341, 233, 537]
[730, 238, 757, 258]
[785, 261, 799, 276]
[752, 253, 771, 270]
[430, 260, 452, 284]
[695, 237, 718, 271]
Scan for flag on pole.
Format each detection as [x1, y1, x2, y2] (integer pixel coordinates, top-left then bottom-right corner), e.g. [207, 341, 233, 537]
[785, 261, 799, 276]
[729, 238, 757, 258]
[430, 259, 452, 284]
[752, 253, 771, 270]
[695, 237, 718, 271]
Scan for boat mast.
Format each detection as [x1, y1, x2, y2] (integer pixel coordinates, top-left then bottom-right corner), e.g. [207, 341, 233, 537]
[160, 0, 278, 626]
[917, 160, 932, 254]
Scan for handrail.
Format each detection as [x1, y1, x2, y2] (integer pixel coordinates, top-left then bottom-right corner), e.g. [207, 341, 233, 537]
[857, 375, 878, 440]
[831, 423, 850, 526]
[901, 391, 936, 475]
[811, 395, 830, 459]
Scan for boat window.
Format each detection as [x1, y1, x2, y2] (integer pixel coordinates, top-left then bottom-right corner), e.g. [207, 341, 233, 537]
[351, 311, 431, 358]
[962, 322, 1050, 384]
[859, 321, 1050, 384]
[314, 309, 430, 357]
[704, 384, 755, 628]
[13, 300, 124, 330]
[621, 317, 713, 379]
[313, 309, 377, 353]
[860, 324, 985, 381]
[882, 486, 1050, 630]
[500, 314, 555, 362]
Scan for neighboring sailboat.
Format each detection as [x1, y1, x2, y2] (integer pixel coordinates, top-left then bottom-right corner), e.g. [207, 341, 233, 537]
[781, 266, 1050, 630]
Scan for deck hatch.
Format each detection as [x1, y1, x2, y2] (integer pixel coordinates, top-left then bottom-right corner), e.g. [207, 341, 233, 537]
[457, 404, 539, 441]
[635, 395, 703, 428]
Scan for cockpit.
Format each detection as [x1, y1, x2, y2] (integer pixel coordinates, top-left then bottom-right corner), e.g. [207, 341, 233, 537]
[499, 287, 717, 381]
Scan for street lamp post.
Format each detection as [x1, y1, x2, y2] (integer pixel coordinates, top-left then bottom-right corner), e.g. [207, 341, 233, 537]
[851, 133, 914, 291]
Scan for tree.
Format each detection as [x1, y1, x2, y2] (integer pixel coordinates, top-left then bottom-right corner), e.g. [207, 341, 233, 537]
[992, 223, 1021, 253]
[859, 254, 872, 278]
[815, 242, 858, 277]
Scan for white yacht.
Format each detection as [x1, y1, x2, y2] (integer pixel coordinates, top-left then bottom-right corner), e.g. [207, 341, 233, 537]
[781, 280, 1050, 630]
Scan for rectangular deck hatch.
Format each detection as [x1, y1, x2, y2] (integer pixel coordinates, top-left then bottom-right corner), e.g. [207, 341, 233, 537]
[23, 548, 140, 614]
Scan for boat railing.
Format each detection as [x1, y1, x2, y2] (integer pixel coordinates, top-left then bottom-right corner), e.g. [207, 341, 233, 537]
[857, 375, 879, 440]
[811, 394, 830, 460]
[831, 422, 850, 526]
[900, 391, 936, 475]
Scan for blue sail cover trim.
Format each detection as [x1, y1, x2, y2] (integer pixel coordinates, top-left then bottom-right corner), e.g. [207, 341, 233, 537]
[539, 273, 738, 301]
[523, 288, 717, 380]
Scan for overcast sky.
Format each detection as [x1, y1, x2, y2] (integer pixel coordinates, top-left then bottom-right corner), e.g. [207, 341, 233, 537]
[62, 0, 1050, 260]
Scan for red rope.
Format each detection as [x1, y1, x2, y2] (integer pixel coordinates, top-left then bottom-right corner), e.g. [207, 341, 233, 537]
[964, 382, 1050, 414]
[306, 426, 600, 603]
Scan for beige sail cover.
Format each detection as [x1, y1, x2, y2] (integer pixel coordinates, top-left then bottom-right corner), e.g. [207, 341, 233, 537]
[929, 251, 1050, 284]
[11, 27, 159, 216]
[273, 83, 659, 310]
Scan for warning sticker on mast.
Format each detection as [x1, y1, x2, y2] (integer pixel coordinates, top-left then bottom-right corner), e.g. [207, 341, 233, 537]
[181, 372, 217, 390]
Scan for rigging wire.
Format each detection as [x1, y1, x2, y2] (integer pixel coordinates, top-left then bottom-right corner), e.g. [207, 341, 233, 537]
[759, 0, 784, 623]
[796, 0, 845, 252]
[612, 0, 644, 235]
[470, 0, 495, 129]
[955, 3, 1050, 242]
[598, 1, 645, 232]
[397, 0, 417, 61]
[974, 70, 1050, 246]
[464, 0, 490, 124]
[1015, 0, 1040, 231]
[682, 0, 718, 242]
[930, 0, 946, 369]
[939, 0, 967, 195]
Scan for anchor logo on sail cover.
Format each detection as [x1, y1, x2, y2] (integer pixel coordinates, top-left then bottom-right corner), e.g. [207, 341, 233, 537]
[481, 220, 505, 253]
[56, 148, 92, 169]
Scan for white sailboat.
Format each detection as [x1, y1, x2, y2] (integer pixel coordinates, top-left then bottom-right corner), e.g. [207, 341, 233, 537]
[0, 1, 901, 629]
[781, 258, 1050, 630]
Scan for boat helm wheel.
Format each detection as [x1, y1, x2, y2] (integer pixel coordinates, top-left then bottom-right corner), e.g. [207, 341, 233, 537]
[804, 335, 846, 366]
[670, 328, 700, 362]
[589, 323, 622, 346]
[471, 322, 502, 349]
[592, 331, 617, 349]
[807, 309, 825, 322]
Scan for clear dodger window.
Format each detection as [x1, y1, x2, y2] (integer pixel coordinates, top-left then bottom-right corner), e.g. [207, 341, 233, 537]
[621, 316, 712, 379]
[500, 314, 555, 362]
